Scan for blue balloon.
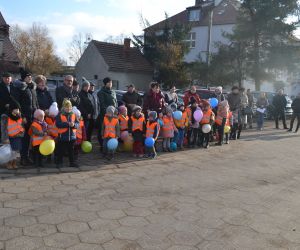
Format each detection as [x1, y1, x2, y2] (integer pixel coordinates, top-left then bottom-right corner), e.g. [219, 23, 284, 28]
[107, 138, 118, 150]
[210, 98, 219, 108]
[158, 119, 163, 127]
[173, 111, 183, 120]
[170, 142, 177, 151]
[145, 137, 155, 147]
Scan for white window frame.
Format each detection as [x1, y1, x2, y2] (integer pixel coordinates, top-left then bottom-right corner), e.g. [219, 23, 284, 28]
[189, 9, 200, 21]
[185, 32, 196, 49]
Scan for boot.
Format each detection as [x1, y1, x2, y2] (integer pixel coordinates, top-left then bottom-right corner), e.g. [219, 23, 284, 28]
[5, 161, 14, 169]
[12, 159, 17, 169]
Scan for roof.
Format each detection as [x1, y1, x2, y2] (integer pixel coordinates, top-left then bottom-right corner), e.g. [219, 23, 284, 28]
[2, 36, 19, 62]
[145, 0, 239, 32]
[0, 12, 7, 26]
[91, 40, 153, 74]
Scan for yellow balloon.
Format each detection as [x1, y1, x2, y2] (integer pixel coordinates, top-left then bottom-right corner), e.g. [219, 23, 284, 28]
[224, 126, 231, 133]
[122, 140, 133, 152]
[39, 139, 55, 156]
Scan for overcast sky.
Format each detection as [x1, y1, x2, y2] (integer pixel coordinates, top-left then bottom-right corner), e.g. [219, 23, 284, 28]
[1, 0, 194, 63]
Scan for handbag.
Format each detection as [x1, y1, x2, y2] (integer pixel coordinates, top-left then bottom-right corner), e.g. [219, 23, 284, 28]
[243, 106, 253, 115]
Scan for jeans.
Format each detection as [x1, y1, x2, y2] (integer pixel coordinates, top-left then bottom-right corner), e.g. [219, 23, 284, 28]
[57, 140, 75, 165]
[274, 109, 287, 128]
[257, 112, 265, 129]
[84, 118, 94, 142]
[163, 138, 171, 149]
[174, 128, 185, 147]
[289, 113, 300, 131]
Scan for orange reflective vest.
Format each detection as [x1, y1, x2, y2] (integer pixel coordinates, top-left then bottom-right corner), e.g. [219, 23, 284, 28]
[226, 112, 233, 126]
[57, 114, 76, 135]
[45, 117, 58, 138]
[200, 109, 213, 125]
[146, 121, 159, 139]
[30, 121, 44, 146]
[76, 120, 84, 140]
[186, 107, 192, 121]
[7, 117, 24, 137]
[131, 115, 144, 132]
[174, 111, 188, 128]
[103, 116, 118, 138]
[162, 116, 174, 138]
[118, 114, 129, 131]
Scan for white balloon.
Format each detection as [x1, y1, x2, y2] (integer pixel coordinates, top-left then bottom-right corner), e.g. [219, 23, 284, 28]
[0, 144, 12, 165]
[202, 124, 211, 134]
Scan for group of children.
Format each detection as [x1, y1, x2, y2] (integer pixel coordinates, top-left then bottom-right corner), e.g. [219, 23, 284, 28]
[1, 95, 241, 169]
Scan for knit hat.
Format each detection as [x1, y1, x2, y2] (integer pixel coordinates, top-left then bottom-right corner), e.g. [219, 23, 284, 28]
[118, 105, 127, 115]
[49, 102, 59, 117]
[149, 111, 157, 120]
[215, 86, 222, 93]
[2, 72, 12, 78]
[106, 106, 115, 115]
[20, 69, 32, 81]
[34, 109, 45, 119]
[166, 106, 173, 114]
[72, 106, 81, 119]
[8, 99, 20, 112]
[133, 105, 142, 112]
[220, 100, 229, 107]
[62, 99, 72, 109]
[81, 81, 90, 89]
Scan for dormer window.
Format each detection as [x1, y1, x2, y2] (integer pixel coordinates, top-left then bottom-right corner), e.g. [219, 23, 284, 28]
[189, 9, 201, 21]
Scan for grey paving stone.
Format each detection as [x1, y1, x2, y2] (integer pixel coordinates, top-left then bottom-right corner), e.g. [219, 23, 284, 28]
[23, 223, 57, 237]
[66, 243, 103, 250]
[5, 235, 44, 250]
[5, 215, 37, 227]
[79, 230, 113, 244]
[57, 220, 90, 234]
[0, 226, 22, 240]
[43, 232, 80, 248]
[38, 213, 69, 224]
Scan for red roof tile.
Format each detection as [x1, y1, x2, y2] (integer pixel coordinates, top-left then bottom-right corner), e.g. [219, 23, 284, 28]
[92, 40, 153, 74]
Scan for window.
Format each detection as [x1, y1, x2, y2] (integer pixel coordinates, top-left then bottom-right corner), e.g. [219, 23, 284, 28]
[94, 75, 98, 80]
[189, 9, 200, 21]
[185, 32, 196, 48]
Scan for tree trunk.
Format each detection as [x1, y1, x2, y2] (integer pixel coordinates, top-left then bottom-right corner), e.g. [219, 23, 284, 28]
[253, 33, 261, 91]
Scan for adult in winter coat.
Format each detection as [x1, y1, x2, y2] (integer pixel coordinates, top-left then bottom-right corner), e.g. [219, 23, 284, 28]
[256, 92, 269, 130]
[0, 72, 14, 117]
[239, 88, 249, 128]
[272, 89, 288, 129]
[288, 92, 300, 132]
[35, 75, 53, 112]
[164, 86, 179, 106]
[78, 81, 94, 141]
[55, 75, 80, 110]
[183, 85, 201, 107]
[122, 84, 142, 116]
[97, 77, 117, 147]
[11, 70, 39, 166]
[143, 82, 165, 115]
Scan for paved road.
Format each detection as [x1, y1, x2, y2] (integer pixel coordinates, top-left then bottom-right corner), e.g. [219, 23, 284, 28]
[0, 123, 300, 250]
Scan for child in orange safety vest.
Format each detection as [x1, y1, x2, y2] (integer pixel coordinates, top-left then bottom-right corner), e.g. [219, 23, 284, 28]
[215, 100, 230, 146]
[161, 107, 177, 152]
[29, 109, 48, 167]
[118, 105, 129, 149]
[173, 103, 188, 150]
[224, 111, 233, 144]
[102, 106, 120, 160]
[145, 111, 160, 158]
[1, 99, 25, 169]
[199, 100, 215, 149]
[72, 106, 86, 160]
[128, 105, 145, 157]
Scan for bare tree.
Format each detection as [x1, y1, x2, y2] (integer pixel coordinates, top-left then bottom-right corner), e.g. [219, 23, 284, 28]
[10, 23, 64, 75]
[103, 33, 130, 45]
[67, 32, 92, 65]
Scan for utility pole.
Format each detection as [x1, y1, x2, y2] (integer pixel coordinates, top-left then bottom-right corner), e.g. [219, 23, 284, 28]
[206, 9, 213, 66]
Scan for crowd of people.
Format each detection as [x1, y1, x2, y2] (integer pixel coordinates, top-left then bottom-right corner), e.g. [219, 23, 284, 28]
[0, 71, 299, 169]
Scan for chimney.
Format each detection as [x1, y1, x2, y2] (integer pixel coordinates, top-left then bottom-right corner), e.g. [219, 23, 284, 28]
[123, 38, 131, 59]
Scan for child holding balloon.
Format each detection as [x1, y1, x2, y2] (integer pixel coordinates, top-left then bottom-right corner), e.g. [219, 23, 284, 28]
[55, 99, 79, 168]
[73, 106, 86, 160]
[162, 107, 177, 152]
[199, 100, 215, 148]
[224, 111, 233, 144]
[118, 105, 129, 148]
[102, 106, 120, 160]
[187, 98, 202, 147]
[128, 105, 145, 157]
[29, 109, 48, 167]
[145, 111, 160, 158]
[173, 104, 188, 150]
[1, 99, 25, 169]
[215, 100, 230, 146]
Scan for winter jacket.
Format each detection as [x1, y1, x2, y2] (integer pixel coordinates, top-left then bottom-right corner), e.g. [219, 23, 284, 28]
[55, 111, 79, 142]
[291, 97, 300, 114]
[256, 97, 269, 108]
[11, 80, 39, 121]
[143, 90, 165, 113]
[1, 114, 25, 142]
[89, 90, 99, 120]
[164, 92, 178, 105]
[240, 93, 248, 109]
[227, 93, 241, 111]
[213, 93, 226, 103]
[36, 88, 53, 111]
[78, 90, 94, 120]
[183, 91, 201, 107]
[122, 91, 142, 115]
[272, 94, 287, 111]
[97, 87, 117, 116]
[55, 85, 80, 110]
[0, 81, 17, 116]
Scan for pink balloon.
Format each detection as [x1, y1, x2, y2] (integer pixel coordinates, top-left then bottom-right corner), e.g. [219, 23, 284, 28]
[193, 110, 203, 122]
[121, 131, 129, 140]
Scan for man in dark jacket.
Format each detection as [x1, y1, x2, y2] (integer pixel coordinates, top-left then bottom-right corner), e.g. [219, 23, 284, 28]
[0, 72, 14, 117]
[272, 89, 288, 129]
[35, 75, 53, 111]
[122, 84, 142, 116]
[143, 82, 165, 115]
[79, 81, 94, 141]
[55, 75, 80, 110]
[97, 77, 117, 148]
[288, 92, 300, 132]
[11, 70, 39, 166]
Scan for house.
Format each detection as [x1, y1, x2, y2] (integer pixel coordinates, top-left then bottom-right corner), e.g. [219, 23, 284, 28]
[75, 39, 153, 91]
[144, 0, 239, 63]
[0, 12, 20, 74]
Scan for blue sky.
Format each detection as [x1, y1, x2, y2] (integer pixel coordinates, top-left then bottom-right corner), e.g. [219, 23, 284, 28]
[1, 0, 194, 62]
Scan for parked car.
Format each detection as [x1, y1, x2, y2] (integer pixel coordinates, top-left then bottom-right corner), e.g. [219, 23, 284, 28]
[252, 91, 293, 119]
[114, 89, 145, 107]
